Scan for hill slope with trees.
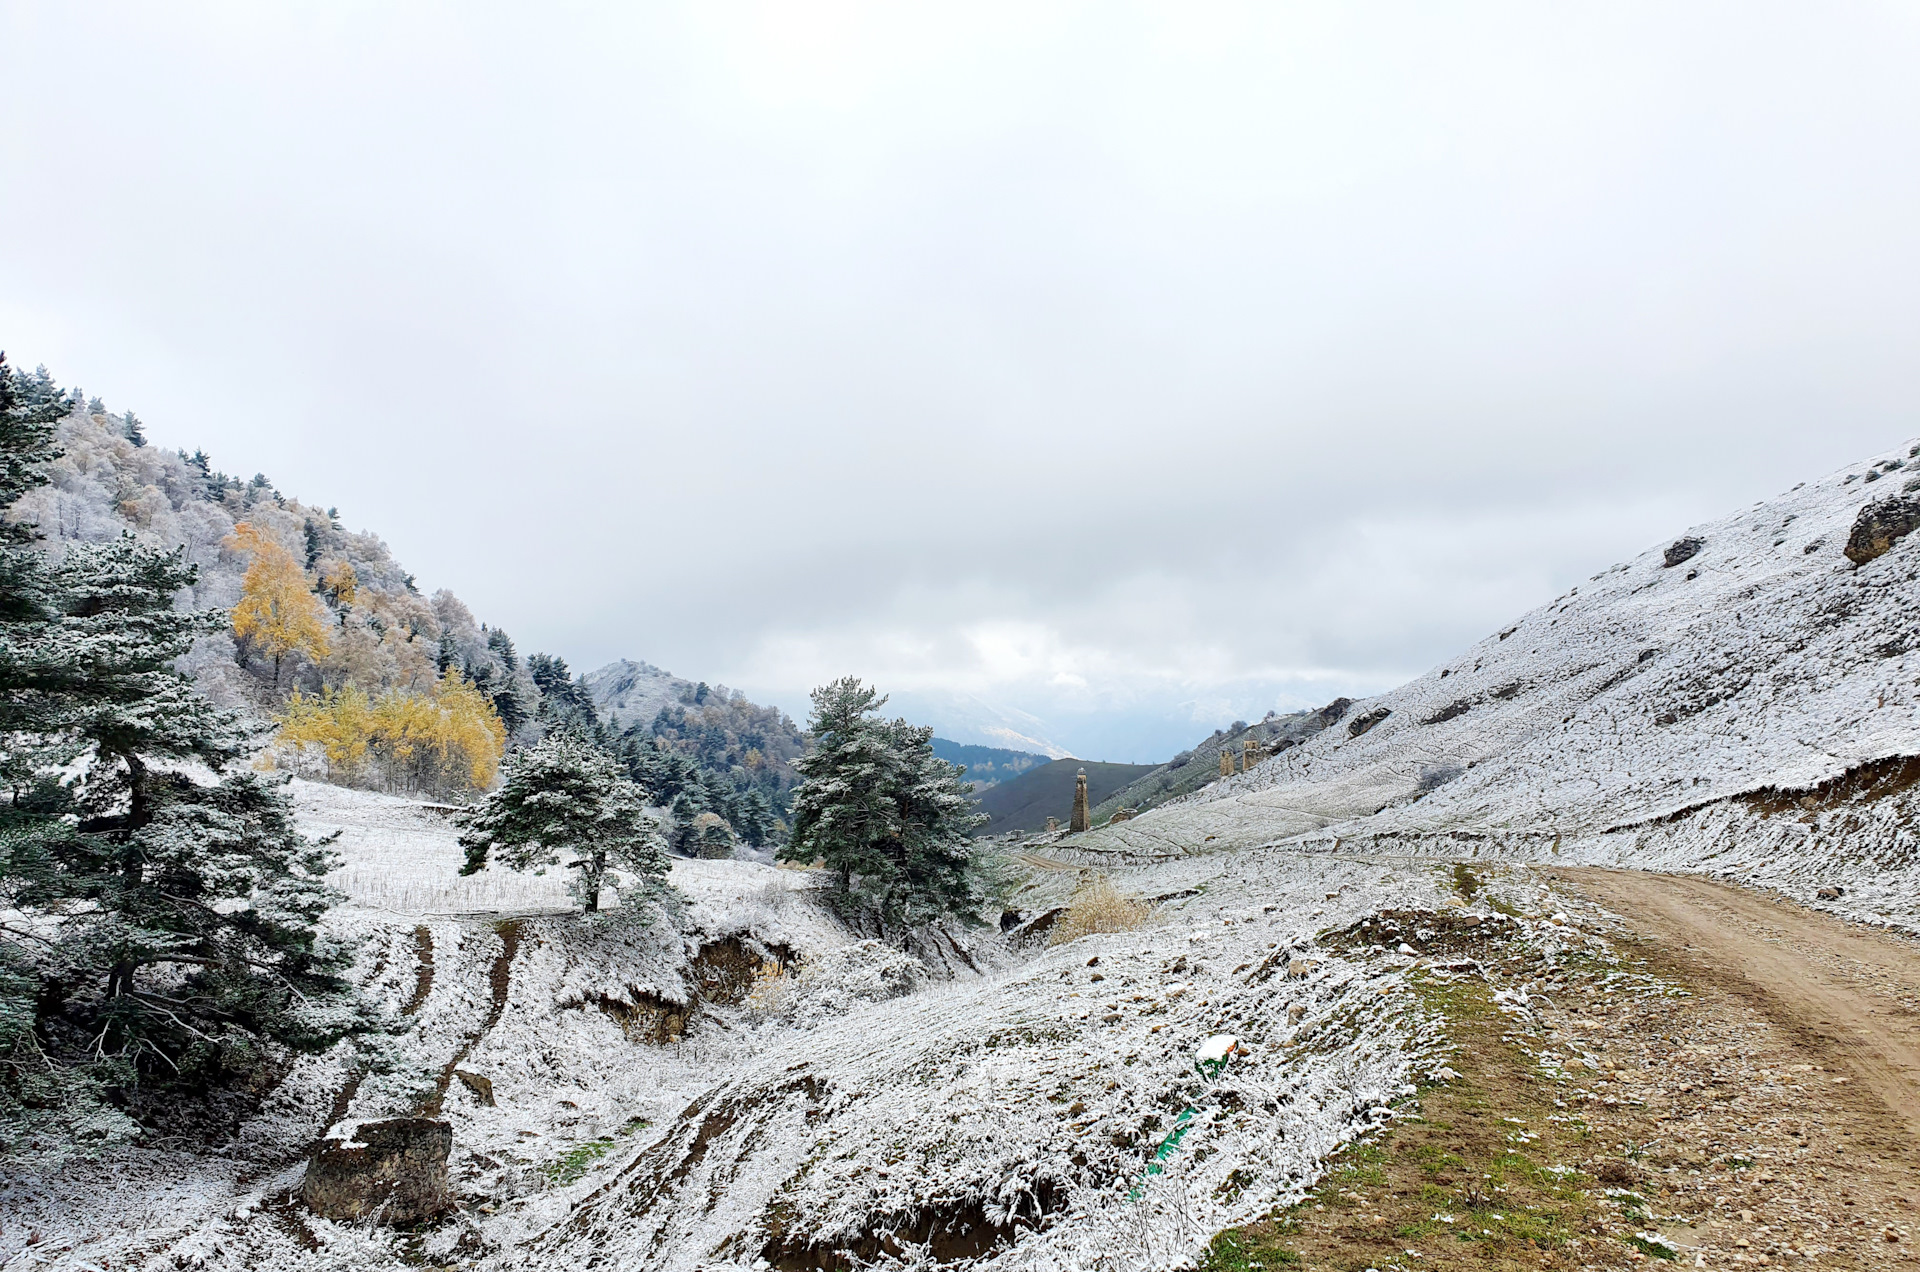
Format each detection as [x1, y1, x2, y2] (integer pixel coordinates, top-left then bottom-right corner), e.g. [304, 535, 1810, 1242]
[929, 738, 1053, 792]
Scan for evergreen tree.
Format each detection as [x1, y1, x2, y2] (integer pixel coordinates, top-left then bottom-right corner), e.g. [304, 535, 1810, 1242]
[303, 519, 322, 569]
[183, 449, 214, 499]
[0, 360, 369, 1161]
[486, 627, 519, 672]
[121, 412, 145, 447]
[457, 733, 669, 913]
[737, 787, 773, 848]
[527, 652, 601, 738]
[777, 678, 985, 928]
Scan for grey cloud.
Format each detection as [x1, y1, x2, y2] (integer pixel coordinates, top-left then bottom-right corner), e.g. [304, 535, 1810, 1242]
[4, 3, 1917, 759]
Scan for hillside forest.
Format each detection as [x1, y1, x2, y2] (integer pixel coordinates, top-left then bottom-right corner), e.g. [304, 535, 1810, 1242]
[1, 363, 800, 855]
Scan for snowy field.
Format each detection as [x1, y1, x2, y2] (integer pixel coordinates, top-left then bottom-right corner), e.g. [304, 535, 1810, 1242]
[1, 780, 1603, 1272]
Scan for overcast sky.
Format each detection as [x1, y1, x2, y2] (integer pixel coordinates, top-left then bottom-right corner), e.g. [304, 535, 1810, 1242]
[5, 2, 1919, 759]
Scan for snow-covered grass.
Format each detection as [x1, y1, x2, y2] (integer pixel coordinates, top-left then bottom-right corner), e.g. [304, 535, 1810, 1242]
[1071, 438, 1920, 928]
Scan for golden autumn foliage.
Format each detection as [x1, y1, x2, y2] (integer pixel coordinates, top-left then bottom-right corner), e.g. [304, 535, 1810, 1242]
[319, 559, 358, 606]
[229, 521, 331, 684]
[272, 668, 507, 798]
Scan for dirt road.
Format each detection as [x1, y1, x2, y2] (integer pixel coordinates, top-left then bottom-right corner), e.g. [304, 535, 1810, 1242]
[1560, 869, 1920, 1139]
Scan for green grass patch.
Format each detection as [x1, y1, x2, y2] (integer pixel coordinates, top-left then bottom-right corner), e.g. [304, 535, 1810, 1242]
[543, 1137, 615, 1186]
[1200, 1230, 1301, 1270]
[1451, 863, 1484, 899]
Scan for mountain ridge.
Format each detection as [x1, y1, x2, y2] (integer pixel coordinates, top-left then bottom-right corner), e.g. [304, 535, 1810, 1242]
[1061, 437, 1920, 929]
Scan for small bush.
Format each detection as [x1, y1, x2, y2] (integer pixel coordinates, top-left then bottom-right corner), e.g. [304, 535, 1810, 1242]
[1050, 875, 1150, 945]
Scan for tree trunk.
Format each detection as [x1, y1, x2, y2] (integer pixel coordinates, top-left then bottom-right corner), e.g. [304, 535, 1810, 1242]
[582, 853, 603, 912]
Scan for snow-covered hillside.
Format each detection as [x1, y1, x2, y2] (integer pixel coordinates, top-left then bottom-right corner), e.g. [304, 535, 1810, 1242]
[12, 780, 1589, 1272]
[12, 442, 1918, 1272]
[1068, 440, 1920, 926]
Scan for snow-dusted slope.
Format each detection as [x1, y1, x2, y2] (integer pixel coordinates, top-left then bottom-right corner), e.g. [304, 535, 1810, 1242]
[585, 659, 700, 731]
[1069, 441, 1920, 920]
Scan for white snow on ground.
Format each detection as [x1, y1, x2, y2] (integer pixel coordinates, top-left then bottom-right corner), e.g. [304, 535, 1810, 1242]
[1072, 440, 1920, 929]
[7, 441, 1918, 1270]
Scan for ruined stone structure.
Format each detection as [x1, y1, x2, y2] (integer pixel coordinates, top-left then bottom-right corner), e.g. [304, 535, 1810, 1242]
[1220, 751, 1233, 777]
[1070, 767, 1090, 833]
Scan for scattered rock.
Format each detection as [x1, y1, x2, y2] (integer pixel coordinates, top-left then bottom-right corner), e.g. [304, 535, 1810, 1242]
[302, 1118, 453, 1226]
[454, 1070, 495, 1107]
[1347, 707, 1391, 739]
[1817, 886, 1845, 900]
[1843, 495, 1920, 565]
[1664, 536, 1705, 568]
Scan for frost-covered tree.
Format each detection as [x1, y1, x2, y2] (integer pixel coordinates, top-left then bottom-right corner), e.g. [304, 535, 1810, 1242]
[778, 678, 986, 927]
[457, 733, 669, 913]
[0, 360, 370, 1162]
[527, 652, 602, 739]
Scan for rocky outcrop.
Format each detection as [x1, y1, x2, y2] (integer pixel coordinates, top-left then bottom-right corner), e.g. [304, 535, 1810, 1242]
[302, 1118, 453, 1226]
[1347, 707, 1391, 738]
[1844, 495, 1920, 565]
[1664, 536, 1705, 567]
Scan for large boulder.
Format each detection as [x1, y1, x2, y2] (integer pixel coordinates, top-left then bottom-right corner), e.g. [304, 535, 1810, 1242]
[1844, 495, 1920, 565]
[302, 1117, 453, 1226]
[1663, 536, 1705, 568]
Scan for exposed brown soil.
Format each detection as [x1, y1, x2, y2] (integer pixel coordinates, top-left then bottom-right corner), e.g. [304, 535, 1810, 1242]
[1561, 870, 1920, 1140]
[403, 924, 435, 1016]
[1206, 874, 1920, 1271]
[416, 920, 522, 1117]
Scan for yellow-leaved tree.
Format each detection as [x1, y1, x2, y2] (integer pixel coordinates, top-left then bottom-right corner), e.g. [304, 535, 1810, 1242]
[229, 522, 331, 690]
[273, 668, 506, 799]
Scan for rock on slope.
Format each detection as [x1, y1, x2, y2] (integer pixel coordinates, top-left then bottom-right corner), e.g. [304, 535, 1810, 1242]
[1068, 441, 1920, 926]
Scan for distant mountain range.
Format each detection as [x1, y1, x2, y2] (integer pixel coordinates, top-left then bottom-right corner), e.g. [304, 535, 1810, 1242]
[928, 740, 1054, 792]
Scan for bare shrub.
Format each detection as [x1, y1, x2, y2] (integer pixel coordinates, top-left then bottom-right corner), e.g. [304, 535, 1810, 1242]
[1049, 875, 1150, 945]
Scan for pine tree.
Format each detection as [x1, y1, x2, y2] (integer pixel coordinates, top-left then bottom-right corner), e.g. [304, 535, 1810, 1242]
[121, 412, 146, 447]
[457, 734, 669, 913]
[777, 678, 985, 927]
[527, 652, 601, 737]
[0, 352, 69, 784]
[183, 449, 214, 499]
[303, 519, 322, 569]
[737, 787, 773, 847]
[1, 361, 370, 1161]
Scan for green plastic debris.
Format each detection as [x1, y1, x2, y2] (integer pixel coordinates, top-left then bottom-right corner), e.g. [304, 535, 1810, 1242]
[1128, 1034, 1241, 1201]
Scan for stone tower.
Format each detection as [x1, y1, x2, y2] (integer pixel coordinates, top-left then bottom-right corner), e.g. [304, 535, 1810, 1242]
[1220, 750, 1233, 778]
[1070, 767, 1090, 833]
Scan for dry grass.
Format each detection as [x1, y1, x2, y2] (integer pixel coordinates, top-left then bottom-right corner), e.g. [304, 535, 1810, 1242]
[743, 961, 795, 1020]
[1049, 874, 1151, 945]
